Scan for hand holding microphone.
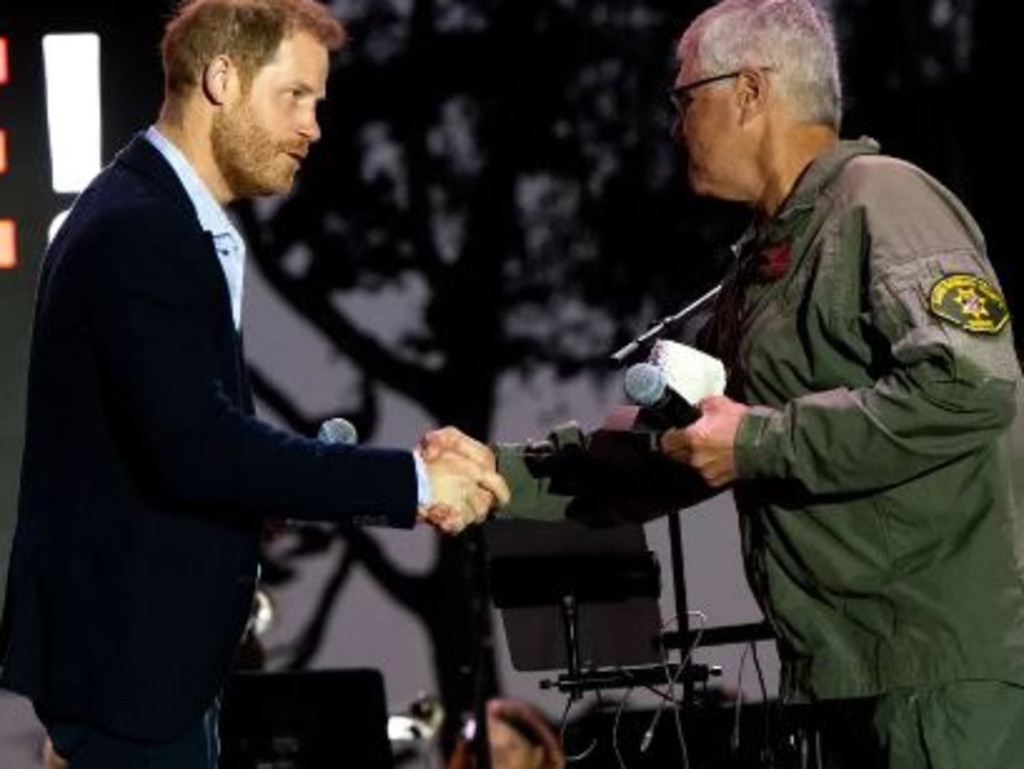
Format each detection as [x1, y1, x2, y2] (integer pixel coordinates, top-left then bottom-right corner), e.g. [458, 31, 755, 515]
[623, 359, 747, 488]
[623, 362, 702, 429]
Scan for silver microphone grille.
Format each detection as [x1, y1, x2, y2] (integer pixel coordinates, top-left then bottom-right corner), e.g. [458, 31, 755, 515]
[317, 417, 359, 445]
[623, 362, 667, 407]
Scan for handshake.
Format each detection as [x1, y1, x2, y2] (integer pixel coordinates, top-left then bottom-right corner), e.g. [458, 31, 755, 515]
[415, 427, 510, 535]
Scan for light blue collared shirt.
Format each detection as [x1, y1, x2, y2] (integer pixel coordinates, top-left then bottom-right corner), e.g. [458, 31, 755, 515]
[144, 126, 246, 330]
[143, 126, 431, 506]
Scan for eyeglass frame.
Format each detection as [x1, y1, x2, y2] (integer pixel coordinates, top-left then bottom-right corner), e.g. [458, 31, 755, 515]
[669, 67, 772, 115]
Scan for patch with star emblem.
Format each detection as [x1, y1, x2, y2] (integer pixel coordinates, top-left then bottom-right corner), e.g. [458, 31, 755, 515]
[929, 274, 1009, 334]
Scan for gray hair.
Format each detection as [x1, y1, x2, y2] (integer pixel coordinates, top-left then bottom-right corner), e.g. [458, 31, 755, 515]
[678, 0, 842, 130]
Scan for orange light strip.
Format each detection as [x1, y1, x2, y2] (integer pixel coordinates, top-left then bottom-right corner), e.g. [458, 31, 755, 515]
[0, 36, 7, 174]
[0, 37, 8, 86]
[1, 37, 11, 267]
[0, 219, 16, 269]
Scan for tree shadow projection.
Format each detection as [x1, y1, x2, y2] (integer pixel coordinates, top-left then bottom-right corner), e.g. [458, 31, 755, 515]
[835, 0, 1014, 318]
[231, 0, 742, 753]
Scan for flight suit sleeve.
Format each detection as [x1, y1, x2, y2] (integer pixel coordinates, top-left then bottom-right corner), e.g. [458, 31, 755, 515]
[495, 414, 715, 525]
[734, 169, 1019, 495]
[493, 422, 585, 522]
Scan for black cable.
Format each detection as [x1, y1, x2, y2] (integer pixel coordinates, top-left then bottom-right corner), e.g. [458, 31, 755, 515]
[560, 690, 597, 763]
[638, 611, 705, 764]
[750, 642, 773, 766]
[730, 643, 750, 756]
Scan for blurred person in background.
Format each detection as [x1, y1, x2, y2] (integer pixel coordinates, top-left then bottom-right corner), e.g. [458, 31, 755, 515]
[446, 698, 565, 769]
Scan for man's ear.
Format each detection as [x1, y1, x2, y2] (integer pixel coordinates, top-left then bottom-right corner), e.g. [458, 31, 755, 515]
[736, 67, 770, 123]
[201, 55, 234, 105]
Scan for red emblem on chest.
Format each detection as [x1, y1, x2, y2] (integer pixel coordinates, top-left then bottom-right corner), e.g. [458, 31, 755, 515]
[756, 242, 792, 281]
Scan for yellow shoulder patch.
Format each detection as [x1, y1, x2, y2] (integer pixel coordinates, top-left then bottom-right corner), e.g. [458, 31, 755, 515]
[929, 274, 1009, 334]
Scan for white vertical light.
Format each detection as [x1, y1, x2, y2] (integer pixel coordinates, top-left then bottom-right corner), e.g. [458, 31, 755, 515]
[42, 33, 102, 195]
[47, 210, 70, 243]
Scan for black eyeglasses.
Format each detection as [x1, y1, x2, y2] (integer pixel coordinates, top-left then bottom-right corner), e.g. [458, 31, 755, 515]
[669, 71, 743, 114]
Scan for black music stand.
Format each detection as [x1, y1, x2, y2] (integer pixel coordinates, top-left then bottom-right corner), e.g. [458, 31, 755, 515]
[487, 519, 708, 699]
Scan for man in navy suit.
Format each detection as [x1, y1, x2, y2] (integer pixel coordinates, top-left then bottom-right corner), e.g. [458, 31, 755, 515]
[0, 0, 508, 766]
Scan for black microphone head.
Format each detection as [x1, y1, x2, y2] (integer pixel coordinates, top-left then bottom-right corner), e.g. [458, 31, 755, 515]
[623, 362, 667, 407]
[317, 417, 359, 445]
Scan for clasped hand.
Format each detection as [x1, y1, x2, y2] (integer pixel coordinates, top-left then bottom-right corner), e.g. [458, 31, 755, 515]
[415, 427, 510, 534]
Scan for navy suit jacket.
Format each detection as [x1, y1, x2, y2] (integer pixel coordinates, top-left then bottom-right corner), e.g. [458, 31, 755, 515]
[0, 135, 417, 740]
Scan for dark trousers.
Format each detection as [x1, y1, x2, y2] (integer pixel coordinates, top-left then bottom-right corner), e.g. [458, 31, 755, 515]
[43, 705, 219, 769]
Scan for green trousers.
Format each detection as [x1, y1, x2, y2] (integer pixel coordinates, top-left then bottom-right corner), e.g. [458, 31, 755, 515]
[789, 680, 1024, 769]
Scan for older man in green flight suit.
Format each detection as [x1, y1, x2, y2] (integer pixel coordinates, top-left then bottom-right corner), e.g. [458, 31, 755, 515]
[428, 0, 1024, 766]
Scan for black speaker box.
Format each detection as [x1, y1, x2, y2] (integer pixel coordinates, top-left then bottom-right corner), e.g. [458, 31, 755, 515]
[218, 668, 393, 769]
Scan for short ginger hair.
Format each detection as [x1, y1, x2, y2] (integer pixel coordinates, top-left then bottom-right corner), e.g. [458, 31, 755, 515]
[161, 0, 345, 95]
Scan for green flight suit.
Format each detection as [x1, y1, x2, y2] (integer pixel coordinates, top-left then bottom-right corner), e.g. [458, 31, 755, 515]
[496, 139, 1024, 767]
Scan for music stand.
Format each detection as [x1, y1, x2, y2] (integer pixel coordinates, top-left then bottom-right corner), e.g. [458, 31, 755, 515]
[486, 519, 668, 698]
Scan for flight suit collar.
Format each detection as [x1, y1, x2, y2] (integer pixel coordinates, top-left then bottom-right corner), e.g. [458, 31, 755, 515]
[738, 137, 880, 245]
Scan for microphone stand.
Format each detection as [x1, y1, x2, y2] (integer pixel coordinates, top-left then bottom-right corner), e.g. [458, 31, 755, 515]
[608, 284, 721, 369]
[467, 527, 494, 769]
[607, 282, 722, 709]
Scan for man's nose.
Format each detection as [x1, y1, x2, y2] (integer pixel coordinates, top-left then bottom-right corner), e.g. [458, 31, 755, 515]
[300, 110, 321, 143]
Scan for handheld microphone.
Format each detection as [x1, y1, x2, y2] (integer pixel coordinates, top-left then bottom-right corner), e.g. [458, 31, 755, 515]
[317, 417, 359, 445]
[623, 362, 701, 429]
